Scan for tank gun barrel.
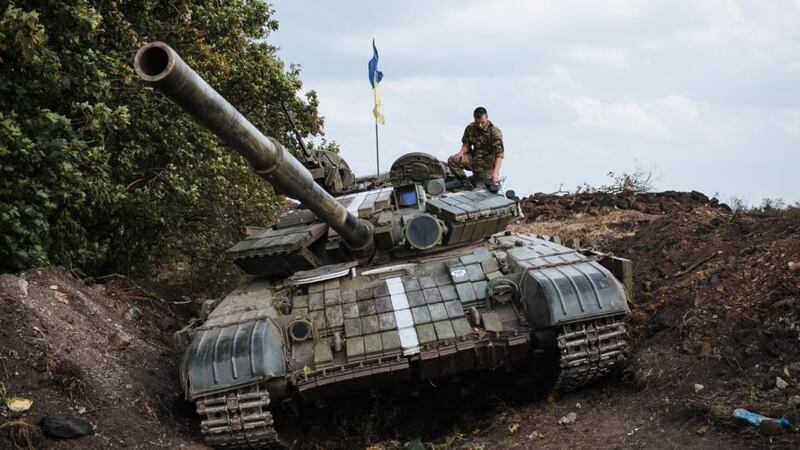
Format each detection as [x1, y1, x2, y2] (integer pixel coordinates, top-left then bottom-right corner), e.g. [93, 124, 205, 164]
[134, 42, 373, 250]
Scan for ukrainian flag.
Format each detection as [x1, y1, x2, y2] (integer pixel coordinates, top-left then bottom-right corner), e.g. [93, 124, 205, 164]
[368, 39, 385, 124]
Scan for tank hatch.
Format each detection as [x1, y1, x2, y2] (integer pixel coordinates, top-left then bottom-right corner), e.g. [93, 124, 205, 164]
[389, 152, 448, 196]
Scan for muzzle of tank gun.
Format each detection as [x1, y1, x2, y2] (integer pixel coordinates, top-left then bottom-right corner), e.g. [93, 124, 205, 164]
[134, 42, 373, 251]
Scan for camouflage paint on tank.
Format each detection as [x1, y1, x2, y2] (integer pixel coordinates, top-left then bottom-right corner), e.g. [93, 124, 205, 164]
[134, 42, 632, 450]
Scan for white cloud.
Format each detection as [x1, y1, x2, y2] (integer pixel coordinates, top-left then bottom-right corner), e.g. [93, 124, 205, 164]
[525, 65, 582, 92]
[567, 44, 629, 66]
[336, 0, 669, 58]
[548, 93, 746, 147]
[775, 109, 800, 136]
[634, 2, 800, 70]
[551, 95, 668, 138]
[660, 95, 699, 120]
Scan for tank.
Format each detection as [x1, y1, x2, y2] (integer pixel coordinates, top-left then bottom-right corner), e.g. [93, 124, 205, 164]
[135, 42, 633, 448]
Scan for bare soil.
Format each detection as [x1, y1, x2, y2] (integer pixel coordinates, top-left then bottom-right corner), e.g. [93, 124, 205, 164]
[0, 269, 202, 449]
[1, 191, 798, 449]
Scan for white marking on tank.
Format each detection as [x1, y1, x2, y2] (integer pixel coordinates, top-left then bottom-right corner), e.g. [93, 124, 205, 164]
[345, 190, 371, 217]
[450, 268, 467, 278]
[386, 277, 405, 296]
[394, 309, 414, 328]
[386, 277, 420, 356]
[390, 292, 410, 310]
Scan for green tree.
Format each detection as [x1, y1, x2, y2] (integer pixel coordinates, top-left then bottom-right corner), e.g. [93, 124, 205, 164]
[0, 1, 329, 293]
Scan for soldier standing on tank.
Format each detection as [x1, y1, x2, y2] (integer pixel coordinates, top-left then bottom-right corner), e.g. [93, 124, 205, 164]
[448, 106, 504, 187]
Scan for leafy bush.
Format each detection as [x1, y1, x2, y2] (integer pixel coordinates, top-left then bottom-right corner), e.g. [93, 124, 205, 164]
[599, 165, 657, 194]
[572, 163, 658, 195]
[0, 1, 330, 294]
[726, 197, 800, 218]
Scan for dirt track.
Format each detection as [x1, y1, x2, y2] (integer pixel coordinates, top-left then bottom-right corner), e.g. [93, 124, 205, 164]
[1, 191, 798, 449]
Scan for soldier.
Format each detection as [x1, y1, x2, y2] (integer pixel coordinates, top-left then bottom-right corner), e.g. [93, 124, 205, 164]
[448, 106, 504, 187]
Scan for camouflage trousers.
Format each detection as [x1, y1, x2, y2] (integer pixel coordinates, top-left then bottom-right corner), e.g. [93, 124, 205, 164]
[447, 152, 491, 183]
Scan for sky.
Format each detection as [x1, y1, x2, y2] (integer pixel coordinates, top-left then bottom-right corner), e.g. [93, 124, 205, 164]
[268, 0, 799, 204]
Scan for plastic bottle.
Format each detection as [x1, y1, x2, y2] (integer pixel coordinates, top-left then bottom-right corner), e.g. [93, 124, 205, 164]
[733, 408, 790, 428]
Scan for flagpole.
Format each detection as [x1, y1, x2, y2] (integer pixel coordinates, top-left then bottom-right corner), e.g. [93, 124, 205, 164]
[374, 116, 380, 175]
[369, 38, 382, 176]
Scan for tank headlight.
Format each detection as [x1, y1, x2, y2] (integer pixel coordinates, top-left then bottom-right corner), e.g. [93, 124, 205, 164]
[404, 214, 443, 250]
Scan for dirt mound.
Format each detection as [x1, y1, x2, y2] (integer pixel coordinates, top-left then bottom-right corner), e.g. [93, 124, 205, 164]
[1, 192, 798, 449]
[505, 192, 800, 449]
[0, 268, 203, 449]
[521, 190, 731, 222]
[613, 201, 800, 435]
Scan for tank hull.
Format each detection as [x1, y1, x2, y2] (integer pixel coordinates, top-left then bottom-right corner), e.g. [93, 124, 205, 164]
[181, 231, 630, 448]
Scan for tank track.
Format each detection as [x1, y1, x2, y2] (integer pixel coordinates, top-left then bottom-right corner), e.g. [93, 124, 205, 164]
[554, 315, 627, 391]
[196, 383, 282, 449]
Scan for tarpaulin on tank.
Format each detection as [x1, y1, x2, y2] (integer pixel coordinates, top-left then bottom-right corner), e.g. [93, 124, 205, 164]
[522, 261, 629, 328]
[183, 317, 286, 399]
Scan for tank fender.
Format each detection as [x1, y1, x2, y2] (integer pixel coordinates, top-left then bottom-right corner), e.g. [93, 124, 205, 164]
[181, 317, 286, 399]
[521, 261, 630, 329]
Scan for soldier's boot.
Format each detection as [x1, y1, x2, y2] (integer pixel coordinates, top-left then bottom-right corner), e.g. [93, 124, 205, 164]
[486, 181, 500, 193]
[447, 154, 475, 190]
[471, 173, 489, 188]
[445, 175, 474, 191]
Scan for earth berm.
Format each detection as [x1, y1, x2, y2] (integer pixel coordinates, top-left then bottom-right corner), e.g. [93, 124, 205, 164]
[1, 190, 797, 449]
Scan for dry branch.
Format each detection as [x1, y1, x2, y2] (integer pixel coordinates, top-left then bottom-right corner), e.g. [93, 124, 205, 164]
[669, 251, 723, 278]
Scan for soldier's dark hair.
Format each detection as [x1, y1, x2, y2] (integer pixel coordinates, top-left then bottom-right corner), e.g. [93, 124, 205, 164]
[473, 107, 488, 119]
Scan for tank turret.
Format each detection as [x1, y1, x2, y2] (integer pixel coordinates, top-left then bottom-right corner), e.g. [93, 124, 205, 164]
[134, 42, 374, 251]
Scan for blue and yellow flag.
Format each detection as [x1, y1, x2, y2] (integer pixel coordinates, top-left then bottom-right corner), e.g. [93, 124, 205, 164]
[368, 39, 385, 124]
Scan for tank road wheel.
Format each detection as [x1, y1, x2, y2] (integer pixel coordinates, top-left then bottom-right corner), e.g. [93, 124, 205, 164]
[554, 315, 628, 392]
[195, 384, 283, 449]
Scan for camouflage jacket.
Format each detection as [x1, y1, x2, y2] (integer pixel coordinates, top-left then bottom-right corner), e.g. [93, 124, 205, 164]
[461, 121, 504, 171]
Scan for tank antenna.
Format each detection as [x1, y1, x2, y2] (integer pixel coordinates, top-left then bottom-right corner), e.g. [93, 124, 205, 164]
[281, 101, 311, 159]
